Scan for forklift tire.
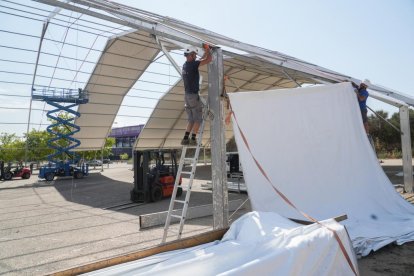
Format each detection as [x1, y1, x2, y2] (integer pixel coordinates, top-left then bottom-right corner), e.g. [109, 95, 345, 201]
[3, 172, 12, 180]
[130, 189, 141, 203]
[45, 173, 55, 182]
[74, 171, 83, 179]
[151, 184, 163, 202]
[176, 187, 183, 197]
[22, 172, 30, 179]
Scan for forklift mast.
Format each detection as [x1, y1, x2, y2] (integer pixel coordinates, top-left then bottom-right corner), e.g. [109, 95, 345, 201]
[130, 149, 179, 203]
[131, 151, 150, 203]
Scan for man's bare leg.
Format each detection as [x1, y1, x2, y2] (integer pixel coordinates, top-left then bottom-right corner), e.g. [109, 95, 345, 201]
[188, 122, 200, 146]
[192, 122, 200, 134]
[181, 122, 194, 145]
[186, 122, 194, 133]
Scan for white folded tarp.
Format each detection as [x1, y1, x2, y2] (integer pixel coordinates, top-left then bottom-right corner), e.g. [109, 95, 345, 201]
[85, 212, 357, 276]
[229, 82, 414, 257]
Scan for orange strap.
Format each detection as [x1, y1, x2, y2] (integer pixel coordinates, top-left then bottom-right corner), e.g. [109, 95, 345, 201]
[229, 102, 358, 276]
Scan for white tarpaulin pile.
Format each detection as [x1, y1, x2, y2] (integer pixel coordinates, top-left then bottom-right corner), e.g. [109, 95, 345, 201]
[86, 212, 357, 275]
[229, 82, 414, 257]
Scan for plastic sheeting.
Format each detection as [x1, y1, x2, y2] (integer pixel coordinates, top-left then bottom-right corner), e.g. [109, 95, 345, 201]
[85, 212, 357, 276]
[229, 82, 414, 256]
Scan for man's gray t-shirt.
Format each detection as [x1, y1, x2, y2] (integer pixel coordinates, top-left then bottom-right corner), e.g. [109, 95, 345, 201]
[182, 60, 201, 94]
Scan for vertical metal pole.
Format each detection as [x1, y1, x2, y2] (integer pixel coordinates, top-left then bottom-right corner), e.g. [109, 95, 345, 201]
[208, 48, 228, 229]
[25, 22, 49, 165]
[131, 144, 134, 172]
[399, 106, 413, 193]
[101, 148, 104, 172]
[24, 5, 64, 165]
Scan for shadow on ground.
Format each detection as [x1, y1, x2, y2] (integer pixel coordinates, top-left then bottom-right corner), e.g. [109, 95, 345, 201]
[48, 168, 246, 217]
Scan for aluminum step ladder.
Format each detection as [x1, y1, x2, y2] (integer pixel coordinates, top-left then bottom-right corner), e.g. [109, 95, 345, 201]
[162, 99, 209, 243]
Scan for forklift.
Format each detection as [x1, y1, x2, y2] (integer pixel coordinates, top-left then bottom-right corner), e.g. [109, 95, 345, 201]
[130, 149, 182, 203]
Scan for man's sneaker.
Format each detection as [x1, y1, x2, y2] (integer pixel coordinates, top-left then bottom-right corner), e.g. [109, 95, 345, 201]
[181, 138, 189, 145]
[189, 138, 197, 146]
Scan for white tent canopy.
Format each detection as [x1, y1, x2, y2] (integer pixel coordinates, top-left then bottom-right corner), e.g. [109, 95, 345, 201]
[73, 30, 162, 150]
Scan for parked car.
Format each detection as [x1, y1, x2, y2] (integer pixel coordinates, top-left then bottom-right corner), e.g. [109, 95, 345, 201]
[103, 159, 111, 164]
[87, 160, 102, 166]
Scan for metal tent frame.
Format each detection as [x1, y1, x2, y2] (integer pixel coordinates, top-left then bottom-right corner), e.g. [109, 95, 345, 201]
[33, 0, 414, 228]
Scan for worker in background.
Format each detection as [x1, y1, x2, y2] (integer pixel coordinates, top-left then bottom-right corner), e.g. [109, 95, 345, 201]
[352, 79, 371, 133]
[181, 45, 212, 146]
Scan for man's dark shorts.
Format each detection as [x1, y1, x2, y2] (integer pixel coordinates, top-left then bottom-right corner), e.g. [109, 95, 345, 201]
[185, 93, 202, 123]
[361, 108, 368, 123]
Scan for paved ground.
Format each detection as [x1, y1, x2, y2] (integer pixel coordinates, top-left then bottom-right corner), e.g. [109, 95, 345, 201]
[0, 160, 413, 275]
[0, 163, 249, 275]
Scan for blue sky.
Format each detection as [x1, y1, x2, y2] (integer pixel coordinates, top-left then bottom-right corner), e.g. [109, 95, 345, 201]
[116, 0, 414, 94]
[0, 0, 413, 136]
[117, 0, 414, 111]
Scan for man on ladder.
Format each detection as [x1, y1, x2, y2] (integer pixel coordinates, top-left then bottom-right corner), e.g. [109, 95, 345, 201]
[352, 79, 371, 134]
[162, 44, 212, 243]
[352, 79, 375, 151]
[181, 44, 212, 146]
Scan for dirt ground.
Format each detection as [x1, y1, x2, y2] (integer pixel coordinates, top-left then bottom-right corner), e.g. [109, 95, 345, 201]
[0, 160, 413, 275]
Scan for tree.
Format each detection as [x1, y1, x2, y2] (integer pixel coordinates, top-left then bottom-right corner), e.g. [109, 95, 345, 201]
[369, 111, 396, 152]
[0, 133, 22, 162]
[1, 131, 53, 162]
[103, 137, 115, 159]
[77, 137, 116, 161]
[25, 129, 53, 162]
[120, 153, 129, 160]
[368, 109, 414, 157]
[0, 133, 17, 146]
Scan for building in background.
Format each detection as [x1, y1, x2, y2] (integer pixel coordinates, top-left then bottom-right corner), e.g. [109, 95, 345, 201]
[108, 125, 144, 159]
